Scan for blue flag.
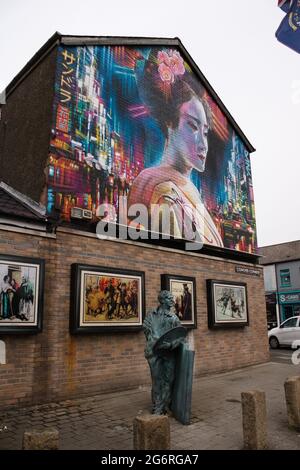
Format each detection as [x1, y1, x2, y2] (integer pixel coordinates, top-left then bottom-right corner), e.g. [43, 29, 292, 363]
[278, 0, 293, 13]
[276, 0, 300, 53]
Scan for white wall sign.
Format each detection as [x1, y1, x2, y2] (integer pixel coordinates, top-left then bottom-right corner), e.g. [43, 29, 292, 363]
[0, 341, 6, 364]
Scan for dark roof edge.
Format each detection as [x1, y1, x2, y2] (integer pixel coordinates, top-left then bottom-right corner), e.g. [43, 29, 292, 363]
[259, 239, 300, 249]
[4, 31, 62, 98]
[260, 257, 300, 266]
[3, 32, 255, 152]
[0, 182, 46, 218]
[61, 35, 180, 46]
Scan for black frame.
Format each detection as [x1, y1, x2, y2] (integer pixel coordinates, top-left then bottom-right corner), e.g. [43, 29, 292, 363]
[0, 254, 44, 334]
[70, 264, 145, 334]
[161, 274, 197, 329]
[206, 279, 249, 329]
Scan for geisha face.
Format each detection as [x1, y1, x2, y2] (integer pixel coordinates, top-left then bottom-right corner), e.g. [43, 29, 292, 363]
[169, 95, 209, 173]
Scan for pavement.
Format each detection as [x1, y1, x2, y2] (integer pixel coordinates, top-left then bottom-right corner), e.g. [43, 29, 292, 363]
[0, 356, 300, 451]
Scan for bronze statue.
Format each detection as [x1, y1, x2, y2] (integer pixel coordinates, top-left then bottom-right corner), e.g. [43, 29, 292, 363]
[143, 290, 187, 415]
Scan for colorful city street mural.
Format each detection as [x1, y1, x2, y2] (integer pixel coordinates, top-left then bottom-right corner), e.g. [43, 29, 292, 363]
[47, 45, 257, 253]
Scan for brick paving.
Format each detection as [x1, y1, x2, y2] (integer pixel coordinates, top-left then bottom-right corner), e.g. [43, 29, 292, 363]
[0, 361, 300, 450]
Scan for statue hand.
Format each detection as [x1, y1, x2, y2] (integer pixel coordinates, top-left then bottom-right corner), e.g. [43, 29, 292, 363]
[158, 341, 171, 350]
[171, 338, 183, 349]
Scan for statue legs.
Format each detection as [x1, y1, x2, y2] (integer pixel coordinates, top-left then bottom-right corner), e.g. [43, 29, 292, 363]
[148, 354, 176, 415]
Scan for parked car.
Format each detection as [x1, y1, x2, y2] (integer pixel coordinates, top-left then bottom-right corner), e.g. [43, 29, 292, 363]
[268, 316, 300, 349]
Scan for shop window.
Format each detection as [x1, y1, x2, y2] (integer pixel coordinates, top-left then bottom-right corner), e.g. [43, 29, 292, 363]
[282, 305, 294, 321]
[280, 269, 291, 287]
[294, 305, 300, 317]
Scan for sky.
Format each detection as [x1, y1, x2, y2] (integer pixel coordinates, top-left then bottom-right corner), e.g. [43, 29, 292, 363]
[0, 0, 299, 248]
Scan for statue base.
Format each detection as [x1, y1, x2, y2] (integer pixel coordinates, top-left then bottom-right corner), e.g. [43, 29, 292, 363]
[171, 343, 195, 425]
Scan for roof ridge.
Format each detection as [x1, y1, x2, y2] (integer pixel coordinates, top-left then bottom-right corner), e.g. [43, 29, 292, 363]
[0, 182, 46, 218]
[259, 239, 300, 248]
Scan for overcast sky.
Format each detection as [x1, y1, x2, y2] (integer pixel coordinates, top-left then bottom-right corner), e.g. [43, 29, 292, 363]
[1, 0, 299, 248]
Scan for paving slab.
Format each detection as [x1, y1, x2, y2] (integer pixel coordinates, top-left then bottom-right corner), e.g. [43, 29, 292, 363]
[0, 361, 300, 450]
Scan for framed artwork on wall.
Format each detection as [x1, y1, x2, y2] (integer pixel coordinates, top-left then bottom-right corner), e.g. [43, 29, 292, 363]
[70, 264, 145, 333]
[206, 279, 249, 329]
[0, 254, 44, 334]
[161, 274, 197, 328]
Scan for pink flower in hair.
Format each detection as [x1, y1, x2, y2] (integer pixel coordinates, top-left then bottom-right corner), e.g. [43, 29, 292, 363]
[169, 50, 185, 76]
[157, 50, 171, 66]
[157, 49, 185, 83]
[158, 62, 175, 84]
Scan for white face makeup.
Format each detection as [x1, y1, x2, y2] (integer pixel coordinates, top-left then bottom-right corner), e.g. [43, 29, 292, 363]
[168, 96, 209, 173]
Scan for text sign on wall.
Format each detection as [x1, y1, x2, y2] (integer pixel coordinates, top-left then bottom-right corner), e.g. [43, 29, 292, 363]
[279, 292, 300, 304]
[235, 266, 261, 277]
[0, 341, 6, 365]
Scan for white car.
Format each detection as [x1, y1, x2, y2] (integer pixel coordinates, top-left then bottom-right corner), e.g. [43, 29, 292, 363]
[268, 316, 300, 349]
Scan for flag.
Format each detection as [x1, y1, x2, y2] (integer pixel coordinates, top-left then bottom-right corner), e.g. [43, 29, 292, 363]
[276, 0, 300, 53]
[278, 0, 293, 13]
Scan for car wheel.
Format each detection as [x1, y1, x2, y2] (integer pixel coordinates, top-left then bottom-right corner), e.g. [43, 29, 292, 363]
[269, 336, 280, 349]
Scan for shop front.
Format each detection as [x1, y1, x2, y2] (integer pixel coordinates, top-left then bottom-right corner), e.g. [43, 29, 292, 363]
[278, 292, 300, 321]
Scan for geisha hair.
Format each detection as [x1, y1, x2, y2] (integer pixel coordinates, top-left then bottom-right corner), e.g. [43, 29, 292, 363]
[137, 48, 212, 138]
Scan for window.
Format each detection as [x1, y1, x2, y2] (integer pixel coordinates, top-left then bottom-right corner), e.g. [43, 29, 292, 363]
[280, 269, 291, 287]
[281, 317, 298, 328]
[48, 166, 54, 177]
[283, 305, 294, 321]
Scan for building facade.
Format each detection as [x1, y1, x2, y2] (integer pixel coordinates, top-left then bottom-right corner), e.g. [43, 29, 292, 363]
[260, 240, 300, 327]
[0, 34, 269, 409]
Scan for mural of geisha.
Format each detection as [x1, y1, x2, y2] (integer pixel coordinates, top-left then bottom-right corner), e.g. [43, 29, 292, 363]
[48, 44, 257, 253]
[128, 49, 223, 246]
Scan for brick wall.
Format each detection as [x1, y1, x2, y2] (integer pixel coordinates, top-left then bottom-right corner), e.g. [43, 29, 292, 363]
[0, 46, 57, 203]
[0, 226, 269, 410]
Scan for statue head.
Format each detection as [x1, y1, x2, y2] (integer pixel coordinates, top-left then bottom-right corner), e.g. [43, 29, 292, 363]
[158, 290, 175, 310]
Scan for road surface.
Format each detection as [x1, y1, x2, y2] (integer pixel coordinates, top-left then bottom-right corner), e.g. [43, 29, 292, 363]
[270, 347, 300, 365]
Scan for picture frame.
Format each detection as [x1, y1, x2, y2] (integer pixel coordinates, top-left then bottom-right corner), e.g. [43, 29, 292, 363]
[70, 264, 145, 333]
[0, 254, 44, 334]
[206, 279, 249, 329]
[161, 274, 197, 328]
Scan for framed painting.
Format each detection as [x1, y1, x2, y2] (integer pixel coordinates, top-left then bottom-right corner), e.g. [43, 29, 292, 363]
[206, 280, 249, 328]
[0, 254, 44, 334]
[70, 264, 145, 333]
[161, 274, 197, 328]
